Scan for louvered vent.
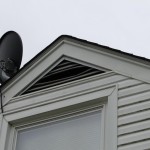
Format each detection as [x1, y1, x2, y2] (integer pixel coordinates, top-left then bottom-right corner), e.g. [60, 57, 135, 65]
[22, 60, 105, 95]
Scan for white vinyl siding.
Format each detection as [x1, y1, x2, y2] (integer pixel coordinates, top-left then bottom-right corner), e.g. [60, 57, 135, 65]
[118, 80, 150, 150]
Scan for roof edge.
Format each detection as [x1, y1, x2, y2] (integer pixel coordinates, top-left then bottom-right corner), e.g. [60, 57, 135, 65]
[1, 34, 150, 88]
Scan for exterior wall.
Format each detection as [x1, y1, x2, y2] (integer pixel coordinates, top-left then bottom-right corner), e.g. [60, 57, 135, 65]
[117, 79, 150, 150]
[1, 71, 120, 150]
[1, 72, 150, 150]
[90, 73, 150, 149]
[1, 38, 150, 150]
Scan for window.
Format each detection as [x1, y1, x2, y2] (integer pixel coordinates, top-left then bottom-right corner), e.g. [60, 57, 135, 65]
[16, 109, 102, 150]
[0, 78, 117, 150]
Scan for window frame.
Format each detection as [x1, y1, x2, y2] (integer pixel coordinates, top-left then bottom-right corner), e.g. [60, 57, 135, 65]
[0, 79, 118, 150]
[15, 104, 104, 150]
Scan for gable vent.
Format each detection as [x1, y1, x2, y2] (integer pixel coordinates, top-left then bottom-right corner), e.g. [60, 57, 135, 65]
[22, 60, 105, 95]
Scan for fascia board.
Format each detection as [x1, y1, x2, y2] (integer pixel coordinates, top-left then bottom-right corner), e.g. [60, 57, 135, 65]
[63, 35, 150, 67]
[62, 40, 150, 83]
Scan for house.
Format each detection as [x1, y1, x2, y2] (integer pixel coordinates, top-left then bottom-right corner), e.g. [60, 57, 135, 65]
[0, 35, 150, 150]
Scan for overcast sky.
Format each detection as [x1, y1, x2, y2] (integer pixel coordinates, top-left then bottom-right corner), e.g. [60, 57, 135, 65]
[0, 0, 150, 67]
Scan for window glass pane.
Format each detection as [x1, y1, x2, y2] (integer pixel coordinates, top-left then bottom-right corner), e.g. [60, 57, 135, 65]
[16, 111, 101, 150]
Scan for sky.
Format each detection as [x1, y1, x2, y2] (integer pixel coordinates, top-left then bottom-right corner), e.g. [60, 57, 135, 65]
[0, 0, 150, 67]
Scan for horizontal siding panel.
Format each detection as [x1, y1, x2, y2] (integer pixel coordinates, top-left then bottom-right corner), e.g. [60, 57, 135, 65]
[118, 129, 150, 145]
[118, 109, 150, 126]
[118, 119, 150, 135]
[117, 77, 150, 149]
[118, 100, 150, 116]
[118, 84, 150, 98]
[118, 79, 142, 89]
[118, 90, 150, 107]
[118, 139, 150, 150]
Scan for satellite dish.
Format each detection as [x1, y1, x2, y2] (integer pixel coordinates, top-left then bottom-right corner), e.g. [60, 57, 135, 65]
[0, 31, 23, 84]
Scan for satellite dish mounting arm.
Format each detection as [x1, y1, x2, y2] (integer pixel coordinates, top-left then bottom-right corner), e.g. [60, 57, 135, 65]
[0, 59, 17, 83]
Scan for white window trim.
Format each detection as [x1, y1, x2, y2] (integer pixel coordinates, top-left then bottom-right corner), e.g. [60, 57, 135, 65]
[0, 83, 118, 150]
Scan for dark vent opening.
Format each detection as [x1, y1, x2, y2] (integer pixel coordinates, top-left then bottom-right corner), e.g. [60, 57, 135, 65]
[22, 60, 105, 95]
